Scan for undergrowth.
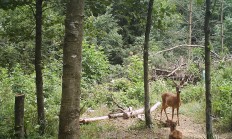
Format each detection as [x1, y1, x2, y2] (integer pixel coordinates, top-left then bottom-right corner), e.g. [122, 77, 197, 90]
[0, 60, 231, 138]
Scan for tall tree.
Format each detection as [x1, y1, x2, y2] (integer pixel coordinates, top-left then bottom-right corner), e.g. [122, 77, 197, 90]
[188, 0, 193, 61]
[204, 0, 213, 138]
[35, 0, 45, 135]
[58, 0, 84, 138]
[144, 0, 154, 128]
[220, 0, 224, 53]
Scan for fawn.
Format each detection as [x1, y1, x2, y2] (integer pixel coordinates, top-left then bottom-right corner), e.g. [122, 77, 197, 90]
[168, 120, 183, 139]
[160, 77, 186, 125]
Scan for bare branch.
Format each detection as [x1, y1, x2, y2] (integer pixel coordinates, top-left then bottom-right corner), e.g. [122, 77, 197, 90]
[154, 44, 220, 59]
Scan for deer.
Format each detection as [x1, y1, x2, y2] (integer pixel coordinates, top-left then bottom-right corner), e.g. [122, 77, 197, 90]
[168, 120, 183, 139]
[160, 77, 186, 126]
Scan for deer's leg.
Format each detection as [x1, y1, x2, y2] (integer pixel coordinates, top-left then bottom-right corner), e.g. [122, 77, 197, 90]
[172, 107, 174, 120]
[160, 108, 163, 121]
[177, 107, 180, 126]
[164, 108, 169, 120]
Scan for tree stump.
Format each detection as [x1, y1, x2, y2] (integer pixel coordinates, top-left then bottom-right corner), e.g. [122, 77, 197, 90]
[15, 94, 25, 138]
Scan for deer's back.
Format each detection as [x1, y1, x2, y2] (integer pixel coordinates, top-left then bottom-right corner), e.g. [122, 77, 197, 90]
[169, 130, 183, 139]
[161, 92, 181, 108]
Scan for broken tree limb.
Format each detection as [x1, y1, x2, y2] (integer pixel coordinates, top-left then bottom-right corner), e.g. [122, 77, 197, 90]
[150, 101, 162, 112]
[80, 116, 109, 124]
[80, 102, 161, 124]
[167, 63, 186, 77]
[108, 107, 133, 118]
[108, 113, 124, 118]
[123, 102, 161, 119]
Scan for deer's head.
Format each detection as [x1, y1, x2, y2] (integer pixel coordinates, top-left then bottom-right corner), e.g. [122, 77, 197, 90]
[172, 76, 187, 93]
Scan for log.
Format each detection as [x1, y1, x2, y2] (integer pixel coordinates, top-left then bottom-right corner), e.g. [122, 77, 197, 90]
[80, 102, 161, 124]
[80, 116, 109, 124]
[150, 101, 161, 112]
[123, 102, 161, 119]
[108, 113, 124, 118]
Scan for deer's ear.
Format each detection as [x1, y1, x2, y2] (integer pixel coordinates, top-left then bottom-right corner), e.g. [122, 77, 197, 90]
[180, 76, 187, 86]
[172, 80, 177, 86]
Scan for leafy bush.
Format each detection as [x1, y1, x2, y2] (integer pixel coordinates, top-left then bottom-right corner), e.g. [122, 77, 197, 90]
[181, 83, 204, 103]
[0, 63, 61, 138]
[82, 42, 110, 84]
[123, 55, 143, 83]
[150, 79, 172, 102]
[84, 9, 124, 64]
[211, 64, 232, 130]
[111, 78, 131, 92]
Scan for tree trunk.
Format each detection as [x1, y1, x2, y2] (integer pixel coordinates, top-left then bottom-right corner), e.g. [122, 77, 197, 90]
[35, 0, 45, 135]
[15, 94, 25, 139]
[58, 0, 84, 138]
[204, 0, 213, 138]
[143, 0, 154, 128]
[220, 0, 224, 54]
[188, 0, 193, 61]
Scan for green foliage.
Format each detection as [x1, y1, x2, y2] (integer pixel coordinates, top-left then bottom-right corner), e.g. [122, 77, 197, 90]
[181, 84, 204, 103]
[211, 64, 232, 130]
[126, 82, 144, 104]
[150, 79, 172, 101]
[0, 63, 61, 138]
[10, 64, 34, 94]
[0, 69, 14, 138]
[224, 17, 232, 52]
[0, 0, 33, 10]
[111, 78, 131, 92]
[153, 0, 179, 30]
[84, 9, 124, 64]
[180, 101, 205, 124]
[82, 42, 110, 84]
[123, 55, 143, 83]
[0, 7, 35, 42]
[111, 0, 148, 44]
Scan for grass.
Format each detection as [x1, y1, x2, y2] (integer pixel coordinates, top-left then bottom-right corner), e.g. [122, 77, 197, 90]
[180, 101, 205, 124]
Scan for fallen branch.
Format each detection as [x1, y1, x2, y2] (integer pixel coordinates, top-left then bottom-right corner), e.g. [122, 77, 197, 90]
[150, 101, 162, 112]
[80, 102, 161, 124]
[80, 116, 109, 124]
[123, 102, 161, 119]
[167, 63, 186, 77]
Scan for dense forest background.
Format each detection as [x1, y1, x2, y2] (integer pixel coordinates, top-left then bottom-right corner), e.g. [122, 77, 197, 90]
[0, 0, 231, 138]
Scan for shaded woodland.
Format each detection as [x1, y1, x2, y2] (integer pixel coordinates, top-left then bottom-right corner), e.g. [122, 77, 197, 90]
[0, 0, 231, 138]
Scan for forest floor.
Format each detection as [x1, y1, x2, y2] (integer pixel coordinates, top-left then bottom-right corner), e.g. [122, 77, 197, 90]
[81, 105, 232, 139]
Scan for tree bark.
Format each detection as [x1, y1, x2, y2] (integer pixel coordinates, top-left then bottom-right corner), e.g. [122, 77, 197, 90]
[204, 0, 213, 138]
[220, 0, 224, 54]
[58, 0, 84, 138]
[35, 0, 45, 135]
[15, 94, 25, 139]
[143, 0, 154, 128]
[188, 0, 193, 61]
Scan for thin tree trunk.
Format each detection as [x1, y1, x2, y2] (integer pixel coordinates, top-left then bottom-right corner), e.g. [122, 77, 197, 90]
[220, 0, 224, 54]
[35, 0, 45, 135]
[188, 0, 193, 61]
[58, 0, 84, 138]
[144, 0, 154, 128]
[15, 94, 25, 138]
[204, 0, 213, 138]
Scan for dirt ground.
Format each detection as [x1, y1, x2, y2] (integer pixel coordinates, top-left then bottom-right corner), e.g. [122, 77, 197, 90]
[94, 109, 232, 139]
